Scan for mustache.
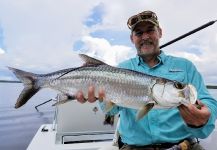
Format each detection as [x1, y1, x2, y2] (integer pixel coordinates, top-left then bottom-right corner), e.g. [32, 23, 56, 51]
[140, 39, 153, 46]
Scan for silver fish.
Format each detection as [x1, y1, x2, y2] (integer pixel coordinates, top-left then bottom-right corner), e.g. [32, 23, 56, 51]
[9, 54, 197, 119]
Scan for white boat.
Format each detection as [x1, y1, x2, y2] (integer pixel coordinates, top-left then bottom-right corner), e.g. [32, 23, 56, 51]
[26, 94, 217, 150]
[27, 98, 119, 150]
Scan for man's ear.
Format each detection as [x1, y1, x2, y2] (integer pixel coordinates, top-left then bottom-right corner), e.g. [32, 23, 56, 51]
[158, 27, 162, 38]
[130, 33, 134, 43]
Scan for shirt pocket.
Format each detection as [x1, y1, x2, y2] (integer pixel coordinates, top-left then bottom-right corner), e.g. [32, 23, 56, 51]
[165, 69, 185, 83]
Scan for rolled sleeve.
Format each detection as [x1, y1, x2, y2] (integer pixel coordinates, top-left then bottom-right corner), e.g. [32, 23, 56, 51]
[184, 61, 217, 138]
[97, 100, 121, 115]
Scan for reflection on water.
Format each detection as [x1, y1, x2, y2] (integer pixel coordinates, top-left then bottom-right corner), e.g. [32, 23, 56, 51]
[0, 83, 56, 150]
[0, 83, 217, 150]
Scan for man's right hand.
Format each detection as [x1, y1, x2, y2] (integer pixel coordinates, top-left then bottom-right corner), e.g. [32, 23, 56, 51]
[76, 85, 105, 103]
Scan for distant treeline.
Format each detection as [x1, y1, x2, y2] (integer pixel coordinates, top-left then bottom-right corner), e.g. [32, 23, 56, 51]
[0, 80, 21, 83]
[0, 80, 217, 89]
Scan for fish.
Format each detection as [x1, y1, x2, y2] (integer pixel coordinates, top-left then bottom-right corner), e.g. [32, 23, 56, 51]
[8, 54, 197, 120]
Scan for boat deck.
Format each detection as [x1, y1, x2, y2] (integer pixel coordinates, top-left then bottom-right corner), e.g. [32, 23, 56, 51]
[27, 124, 118, 150]
[27, 124, 217, 150]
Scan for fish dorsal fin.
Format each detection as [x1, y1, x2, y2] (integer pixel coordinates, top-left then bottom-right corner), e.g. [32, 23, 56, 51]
[79, 54, 107, 66]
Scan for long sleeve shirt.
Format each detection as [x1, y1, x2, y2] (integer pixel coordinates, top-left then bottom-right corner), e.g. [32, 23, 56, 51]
[99, 51, 217, 146]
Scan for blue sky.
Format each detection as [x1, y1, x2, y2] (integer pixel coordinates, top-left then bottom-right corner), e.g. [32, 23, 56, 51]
[0, 0, 217, 84]
[84, 3, 105, 27]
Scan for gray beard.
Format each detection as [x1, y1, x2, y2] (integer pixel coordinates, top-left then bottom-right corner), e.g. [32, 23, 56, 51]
[137, 50, 161, 62]
[137, 50, 160, 57]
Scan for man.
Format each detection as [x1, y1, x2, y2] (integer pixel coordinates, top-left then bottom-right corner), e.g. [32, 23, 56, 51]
[76, 10, 217, 150]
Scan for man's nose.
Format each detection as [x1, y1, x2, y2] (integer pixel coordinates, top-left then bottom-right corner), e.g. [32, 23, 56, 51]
[141, 32, 149, 39]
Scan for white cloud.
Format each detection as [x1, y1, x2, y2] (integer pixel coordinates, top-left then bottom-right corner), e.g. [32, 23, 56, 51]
[90, 0, 217, 83]
[81, 36, 135, 66]
[0, 0, 216, 84]
[164, 24, 217, 84]
[0, 48, 5, 54]
[0, 0, 101, 71]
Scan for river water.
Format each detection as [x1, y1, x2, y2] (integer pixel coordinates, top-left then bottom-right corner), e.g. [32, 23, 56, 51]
[0, 83, 55, 150]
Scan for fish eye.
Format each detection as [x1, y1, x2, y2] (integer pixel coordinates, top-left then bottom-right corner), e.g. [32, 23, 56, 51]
[174, 82, 185, 89]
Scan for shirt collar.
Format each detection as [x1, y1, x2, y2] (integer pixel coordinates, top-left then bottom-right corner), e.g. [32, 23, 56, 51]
[136, 50, 166, 67]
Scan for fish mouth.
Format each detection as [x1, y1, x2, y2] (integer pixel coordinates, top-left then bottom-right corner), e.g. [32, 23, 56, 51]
[179, 84, 197, 105]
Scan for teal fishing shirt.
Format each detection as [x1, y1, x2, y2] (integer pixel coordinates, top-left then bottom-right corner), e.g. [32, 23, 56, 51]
[99, 51, 217, 145]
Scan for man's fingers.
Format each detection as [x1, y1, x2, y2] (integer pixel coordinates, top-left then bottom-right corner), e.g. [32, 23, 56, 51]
[178, 104, 192, 117]
[88, 86, 96, 103]
[98, 88, 105, 102]
[76, 86, 105, 103]
[196, 100, 204, 105]
[195, 100, 204, 109]
[178, 102, 210, 126]
[76, 91, 87, 103]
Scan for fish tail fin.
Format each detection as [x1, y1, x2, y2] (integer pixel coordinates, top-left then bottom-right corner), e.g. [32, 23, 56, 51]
[8, 67, 41, 108]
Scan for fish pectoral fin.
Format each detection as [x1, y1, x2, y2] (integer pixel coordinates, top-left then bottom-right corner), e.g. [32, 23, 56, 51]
[52, 94, 76, 106]
[104, 101, 115, 112]
[52, 99, 72, 106]
[136, 103, 154, 121]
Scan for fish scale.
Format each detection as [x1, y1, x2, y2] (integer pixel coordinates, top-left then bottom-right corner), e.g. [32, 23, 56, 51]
[55, 66, 147, 100]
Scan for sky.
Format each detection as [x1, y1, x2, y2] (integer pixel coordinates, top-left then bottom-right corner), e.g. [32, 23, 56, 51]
[0, 0, 217, 84]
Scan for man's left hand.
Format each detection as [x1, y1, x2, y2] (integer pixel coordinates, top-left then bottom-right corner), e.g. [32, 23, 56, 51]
[178, 100, 211, 127]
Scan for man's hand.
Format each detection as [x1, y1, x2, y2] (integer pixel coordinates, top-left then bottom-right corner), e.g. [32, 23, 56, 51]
[178, 100, 211, 127]
[76, 85, 105, 103]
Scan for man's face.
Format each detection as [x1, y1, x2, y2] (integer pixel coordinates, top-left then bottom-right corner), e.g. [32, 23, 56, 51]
[130, 22, 162, 57]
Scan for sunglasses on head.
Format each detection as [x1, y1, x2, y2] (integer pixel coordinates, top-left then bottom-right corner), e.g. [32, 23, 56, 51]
[127, 11, 158, 30]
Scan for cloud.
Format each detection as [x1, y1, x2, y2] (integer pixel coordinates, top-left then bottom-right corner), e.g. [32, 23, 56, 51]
[0, 48, 5, 54]
[163, 22, 217, 84]
[0, 0, 216, 84]
[0, 0, 100, 72]
[79, 36, 135, 66]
